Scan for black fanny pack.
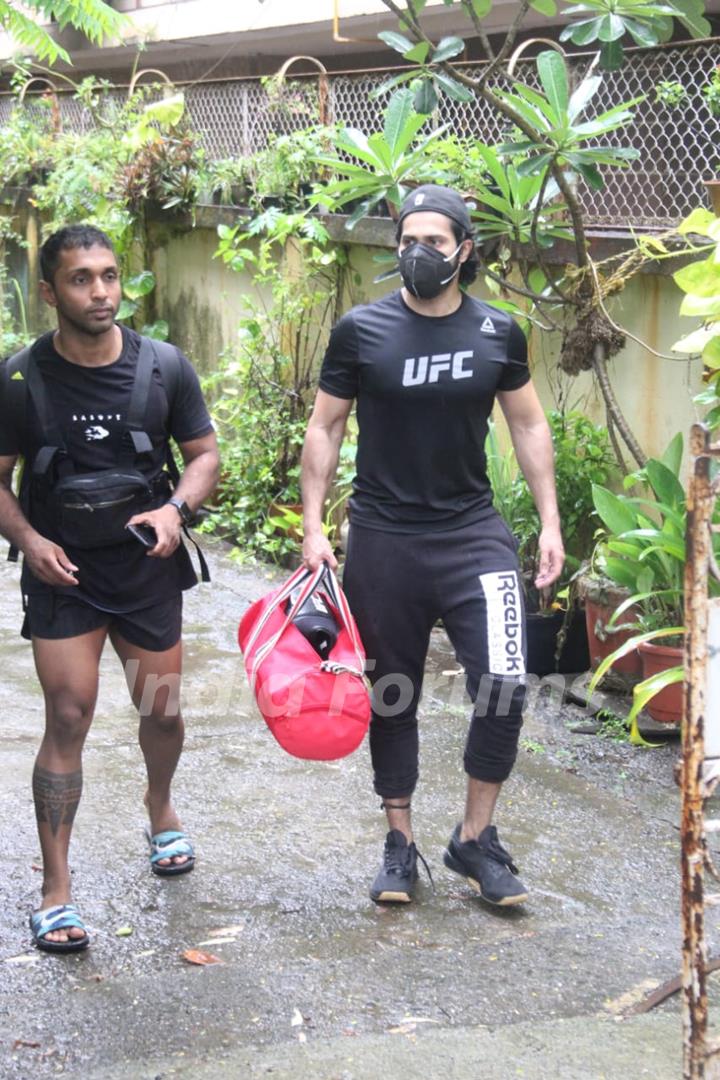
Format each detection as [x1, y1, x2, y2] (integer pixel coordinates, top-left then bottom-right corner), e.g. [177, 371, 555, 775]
[24, 338, 171, 551]
[51, 468, 170, 549]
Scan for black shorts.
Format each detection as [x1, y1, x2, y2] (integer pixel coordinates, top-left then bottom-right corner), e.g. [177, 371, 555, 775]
[21, 591, 183, 652]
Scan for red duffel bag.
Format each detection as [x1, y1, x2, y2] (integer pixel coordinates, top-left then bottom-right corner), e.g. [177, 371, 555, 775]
[238, 562, 371, 760]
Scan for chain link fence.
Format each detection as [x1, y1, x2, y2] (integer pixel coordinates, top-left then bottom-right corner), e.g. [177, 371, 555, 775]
[1, 40, 718, 228]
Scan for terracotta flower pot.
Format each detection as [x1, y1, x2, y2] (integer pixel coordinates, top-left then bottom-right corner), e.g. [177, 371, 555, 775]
[638, 640, 684, 725]
[584, 595, 642, 677]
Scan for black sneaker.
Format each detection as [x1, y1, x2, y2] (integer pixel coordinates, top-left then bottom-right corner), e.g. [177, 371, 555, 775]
[370, 829, 419, 903]
[443, 824, 528, 906]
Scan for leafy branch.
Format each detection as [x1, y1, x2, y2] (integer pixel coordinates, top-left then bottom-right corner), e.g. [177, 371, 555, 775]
[0, 0, 130, 66]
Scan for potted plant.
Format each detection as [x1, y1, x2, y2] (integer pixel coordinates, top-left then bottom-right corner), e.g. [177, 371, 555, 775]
[578, 568, 642, 677]
[247, 127, 330, 212]
[206, 158, 249, 207]
[587, 434, 691, 735]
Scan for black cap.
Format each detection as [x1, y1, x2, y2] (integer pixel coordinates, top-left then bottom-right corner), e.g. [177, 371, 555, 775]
[397, 184, 473, 235]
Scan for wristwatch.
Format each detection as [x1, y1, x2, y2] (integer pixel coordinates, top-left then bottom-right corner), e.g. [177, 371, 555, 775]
[167, 496, 193, 525]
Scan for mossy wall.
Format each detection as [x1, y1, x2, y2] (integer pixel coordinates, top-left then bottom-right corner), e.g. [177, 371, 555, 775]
[3, 203, 702, 462]
[150, 215, 700, 461]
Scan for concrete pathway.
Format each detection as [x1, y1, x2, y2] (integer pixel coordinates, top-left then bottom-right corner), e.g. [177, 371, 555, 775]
[0, 538, 715, 1078]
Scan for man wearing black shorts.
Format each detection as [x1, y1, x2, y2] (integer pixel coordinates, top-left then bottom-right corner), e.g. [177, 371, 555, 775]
[301, 186, 564, 907]
[0, 225, 219, 951]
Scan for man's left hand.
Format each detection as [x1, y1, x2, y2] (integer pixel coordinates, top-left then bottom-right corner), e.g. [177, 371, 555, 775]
[127, 504, 182, 558]
[534, 523, 565, 590]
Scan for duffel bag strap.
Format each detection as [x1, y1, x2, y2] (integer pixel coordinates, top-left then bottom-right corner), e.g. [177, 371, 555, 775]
[319, 565, 366, 675]
[249, 562, 365, 685]
[247, 564, 325, 684]
[242, 563, 316, 660]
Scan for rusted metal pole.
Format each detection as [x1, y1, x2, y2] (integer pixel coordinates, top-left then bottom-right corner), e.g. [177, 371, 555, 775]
[682, 423, 714, 1078]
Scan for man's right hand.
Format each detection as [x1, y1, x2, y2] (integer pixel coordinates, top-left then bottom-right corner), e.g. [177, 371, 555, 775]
[24, 535, 79, 586]
[302, 530, 337, 571]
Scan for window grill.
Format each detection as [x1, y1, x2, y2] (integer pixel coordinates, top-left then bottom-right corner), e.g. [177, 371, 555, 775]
[0, 40, 717, 229]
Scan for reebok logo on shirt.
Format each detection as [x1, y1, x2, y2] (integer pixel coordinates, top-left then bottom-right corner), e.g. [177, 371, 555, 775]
[402, 350, 474, 387]
[480, 317, 496, 333]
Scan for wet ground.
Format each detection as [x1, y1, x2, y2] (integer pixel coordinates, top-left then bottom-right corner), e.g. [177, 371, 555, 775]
[0, 538, 716, 1078]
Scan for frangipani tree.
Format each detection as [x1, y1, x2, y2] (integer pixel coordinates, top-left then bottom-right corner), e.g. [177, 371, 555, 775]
[322, 0, 712, 469]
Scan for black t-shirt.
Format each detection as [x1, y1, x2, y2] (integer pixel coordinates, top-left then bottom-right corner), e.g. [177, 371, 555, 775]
[0, 326, 214, 612]
[319, 290, 530, 533]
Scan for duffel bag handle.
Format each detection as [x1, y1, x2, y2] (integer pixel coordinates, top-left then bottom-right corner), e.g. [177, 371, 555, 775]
[247, 562, 364, 686]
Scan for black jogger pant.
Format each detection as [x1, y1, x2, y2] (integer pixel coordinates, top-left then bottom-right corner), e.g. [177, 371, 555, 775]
[342, 514, 527, 798]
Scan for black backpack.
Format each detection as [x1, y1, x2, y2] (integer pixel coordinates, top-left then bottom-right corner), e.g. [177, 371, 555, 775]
[4, 336, 209, 580]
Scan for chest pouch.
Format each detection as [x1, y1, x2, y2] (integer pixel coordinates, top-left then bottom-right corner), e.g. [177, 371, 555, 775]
[26, 339, 168, 550]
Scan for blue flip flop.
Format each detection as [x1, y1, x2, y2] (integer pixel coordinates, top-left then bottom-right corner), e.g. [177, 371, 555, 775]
[30, 904, 90, 954]
[146, 828, 196, 877]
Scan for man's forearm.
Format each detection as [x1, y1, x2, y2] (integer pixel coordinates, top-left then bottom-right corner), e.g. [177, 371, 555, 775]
[172, 449, 220, 511]
[0, 484, 39, 552]
[301, 426, 342, 534]
[511, 422, 560, 527]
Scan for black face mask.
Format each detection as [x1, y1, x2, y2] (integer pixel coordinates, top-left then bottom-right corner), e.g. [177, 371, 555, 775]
[398, 241, 462, 299]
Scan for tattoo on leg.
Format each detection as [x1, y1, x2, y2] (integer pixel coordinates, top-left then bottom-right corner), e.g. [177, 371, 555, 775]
[32, 766, 83, 837]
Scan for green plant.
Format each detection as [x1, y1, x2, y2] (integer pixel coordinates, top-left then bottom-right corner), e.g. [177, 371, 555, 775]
[204, 210, 348, 562]
[702, 67, 720, 117]
[248, 127, 330, 210]
[370, 1, 711, 472]
[654, 80, 687, 107]
[312, 88, 448, 227]
[0, 93, 56, 187]
[494, 51, 643, 191]
[261, 73, 320, 126]
[0, 1, 129, 66]
[587, 435, 697, 741]
[591, 434, 688, 629]
[487, 411, 616, 603]
[558, 0, 709, 70]
[595, 707, 631, 741]
[206, 158, 249, 206]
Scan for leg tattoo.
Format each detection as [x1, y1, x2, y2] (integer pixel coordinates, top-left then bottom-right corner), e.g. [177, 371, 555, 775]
[33, 766, 83, 836]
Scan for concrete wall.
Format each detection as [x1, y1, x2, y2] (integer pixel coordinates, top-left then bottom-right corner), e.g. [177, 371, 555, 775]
[152, 214, 702, 463]
[1, 203, 701, 464]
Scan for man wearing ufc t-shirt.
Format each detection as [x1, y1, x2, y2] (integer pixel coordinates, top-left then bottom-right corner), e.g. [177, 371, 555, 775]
[0, 225, 219, 952]
[301, 185, 564, 907]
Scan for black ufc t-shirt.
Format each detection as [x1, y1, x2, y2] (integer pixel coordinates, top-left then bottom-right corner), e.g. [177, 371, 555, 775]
[0, 326, 213, 612]
[319, 290, 530, 533]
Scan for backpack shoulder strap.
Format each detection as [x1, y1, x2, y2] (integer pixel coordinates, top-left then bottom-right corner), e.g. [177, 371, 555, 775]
[150, 338, 181, 412]
[4, 345, 33, 439]
[145, 337, 182, 485]
[3, 346, 33, 563]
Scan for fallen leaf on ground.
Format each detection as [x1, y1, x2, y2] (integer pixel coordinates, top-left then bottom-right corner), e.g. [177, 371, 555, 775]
[196, 937, 238, 947]
[442, 668, 464, 676]
[388, 1023, 417, 1035]
[402, 1017, 439, 1024]
[206, 925, 244, 937]
[291, 1007, 304, 1027]
[3, 954, 37, 965]
[182, 949, 222, 966]
[115, 926, 133, 938]
[12, 1040, 41, 1050]
[30, 863, 43, 873]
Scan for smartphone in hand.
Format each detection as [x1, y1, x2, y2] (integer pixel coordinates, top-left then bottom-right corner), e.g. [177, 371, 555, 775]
[126, 523, 158, 548]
